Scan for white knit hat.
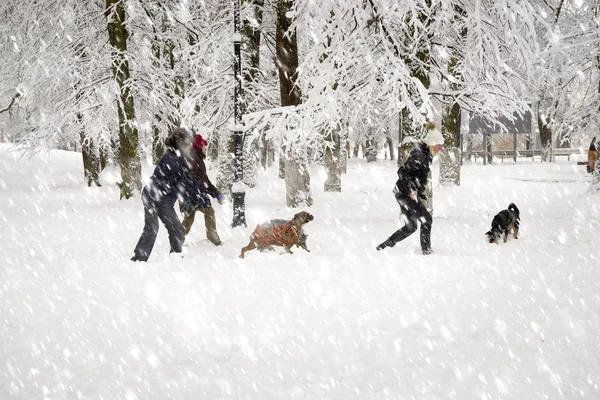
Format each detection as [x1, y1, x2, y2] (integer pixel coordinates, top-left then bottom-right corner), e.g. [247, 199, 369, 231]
[424, 127, 444, 146]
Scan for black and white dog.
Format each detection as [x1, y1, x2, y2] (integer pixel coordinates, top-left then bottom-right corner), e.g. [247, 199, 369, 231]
[486, 203, 520, 244]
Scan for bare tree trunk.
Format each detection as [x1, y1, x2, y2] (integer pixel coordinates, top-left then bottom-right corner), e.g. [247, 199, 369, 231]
[148, 9, 164, 164]
[100, 145, 110, 171]
[79, 123, 101, 187]
[241, 0, 265, 187]
[152, 123, 164, 164]
[486, 134, 493, 164]
[537, 111, 553, 162]
[259, 130, 273, 170]
[441, 101, 461, 185]
[440, 148, 461, 186]
[386, 136, 394, 161]
[260, 131, 268, 170]
[324, 124, 341, 192]
[276, 0, 311, 207]
[106, 0, 141, 199]
[278, 143, 286, 179]
[268, 144, 275, 167]
[353, 142, 359, 158]
[242, 0, 264, 86]
[365, 132, 377, 162]
[285, 154, 312, 207]
[339, 125, 348, 174]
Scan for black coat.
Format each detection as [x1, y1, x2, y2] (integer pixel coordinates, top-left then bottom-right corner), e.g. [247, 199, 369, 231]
[145, 148, 211, 208]
[394, 143, 433, 200]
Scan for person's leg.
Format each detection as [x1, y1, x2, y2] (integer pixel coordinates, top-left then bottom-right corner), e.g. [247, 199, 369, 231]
[181, 207, 197, 239]
[377, 202, 419, 250]
[199, 207, 221, 245]
[158, 205, 184, 254]
[416, 202, 433, 253]
[132, 191, 159, 261]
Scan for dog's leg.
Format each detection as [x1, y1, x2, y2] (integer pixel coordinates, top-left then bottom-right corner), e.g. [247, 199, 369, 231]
[513, 223, 519, 239]
[284, 246, 293, 254]
[503, 230, 509, 243]
[239, 241, 257, 259]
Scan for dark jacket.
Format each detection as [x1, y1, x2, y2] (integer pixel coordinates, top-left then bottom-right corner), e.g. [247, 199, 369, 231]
[394, 143, 433, 200]
[146, 148, 211, 208]
[188, 148, 219, 198]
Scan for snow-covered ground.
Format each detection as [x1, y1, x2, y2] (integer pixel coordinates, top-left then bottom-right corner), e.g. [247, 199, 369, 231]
[1, 143, 599, 399]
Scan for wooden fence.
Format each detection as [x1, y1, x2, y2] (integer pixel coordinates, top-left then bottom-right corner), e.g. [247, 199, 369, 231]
[465, 148, 586, 163]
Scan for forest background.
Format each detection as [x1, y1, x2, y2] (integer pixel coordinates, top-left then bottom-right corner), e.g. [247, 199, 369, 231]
[1, 0, 599, 204]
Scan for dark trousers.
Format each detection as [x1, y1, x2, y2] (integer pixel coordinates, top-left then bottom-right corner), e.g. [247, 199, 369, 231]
[132, 188, 183, 261]
[384, 196, 432, 251]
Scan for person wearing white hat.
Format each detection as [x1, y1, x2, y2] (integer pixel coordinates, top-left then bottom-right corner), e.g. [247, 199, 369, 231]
[423, 120, 444, 151]
[376, 122, 443, 255]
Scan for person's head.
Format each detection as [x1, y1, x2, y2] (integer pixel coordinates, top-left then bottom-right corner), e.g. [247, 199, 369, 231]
[192, 134, 209, 155]
[423, 122, 444, 155]
[165, 127, 194, 154]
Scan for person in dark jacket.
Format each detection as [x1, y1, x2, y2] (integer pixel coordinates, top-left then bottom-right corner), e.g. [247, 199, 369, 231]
[131, 127, 211, 262]
[376, 129, 444, 255]
[587, 136, 597, 174]
[180, 133, 225, 246]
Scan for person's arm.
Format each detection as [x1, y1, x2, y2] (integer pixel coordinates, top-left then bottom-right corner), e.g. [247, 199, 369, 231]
[182, 171, 211, 206]
[197, 158, 219, 198]
[202, 179, 219, 198]
[168, 154, 211, 207]
[394, 173, 418, 201]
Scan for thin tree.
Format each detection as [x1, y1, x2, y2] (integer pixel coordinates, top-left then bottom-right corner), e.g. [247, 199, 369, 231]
[105, 0, 141, 198]
[276, 0, 312, 207]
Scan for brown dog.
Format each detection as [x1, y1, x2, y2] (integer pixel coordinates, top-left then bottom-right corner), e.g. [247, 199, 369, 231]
[239, 211, 314, 259]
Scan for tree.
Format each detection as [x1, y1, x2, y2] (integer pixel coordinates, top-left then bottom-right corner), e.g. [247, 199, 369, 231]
[319, 10, 344, 191]
[276, 0, 312, 207]
[4, 0, 600, 201]
[0, 0, 117, 180]
[241, 0, 265, 188]
[528, 1, 600, 160]
[105, 0, 141, 199]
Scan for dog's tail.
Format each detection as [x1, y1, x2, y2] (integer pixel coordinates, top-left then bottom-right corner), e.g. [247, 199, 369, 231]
[508, 202, 520, 218]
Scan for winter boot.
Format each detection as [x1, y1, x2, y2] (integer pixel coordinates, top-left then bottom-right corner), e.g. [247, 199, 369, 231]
[376, 239, 394, 251]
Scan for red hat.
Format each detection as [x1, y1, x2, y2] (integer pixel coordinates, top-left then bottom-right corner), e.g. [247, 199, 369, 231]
[193, 134, 209, 149]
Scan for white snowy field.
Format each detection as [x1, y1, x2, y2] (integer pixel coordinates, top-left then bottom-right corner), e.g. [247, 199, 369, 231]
[1, 142, 599, 399]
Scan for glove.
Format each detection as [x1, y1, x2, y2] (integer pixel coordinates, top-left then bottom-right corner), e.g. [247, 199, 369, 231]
[180, 199, 194, 216]
[215, 192, 225, 205]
